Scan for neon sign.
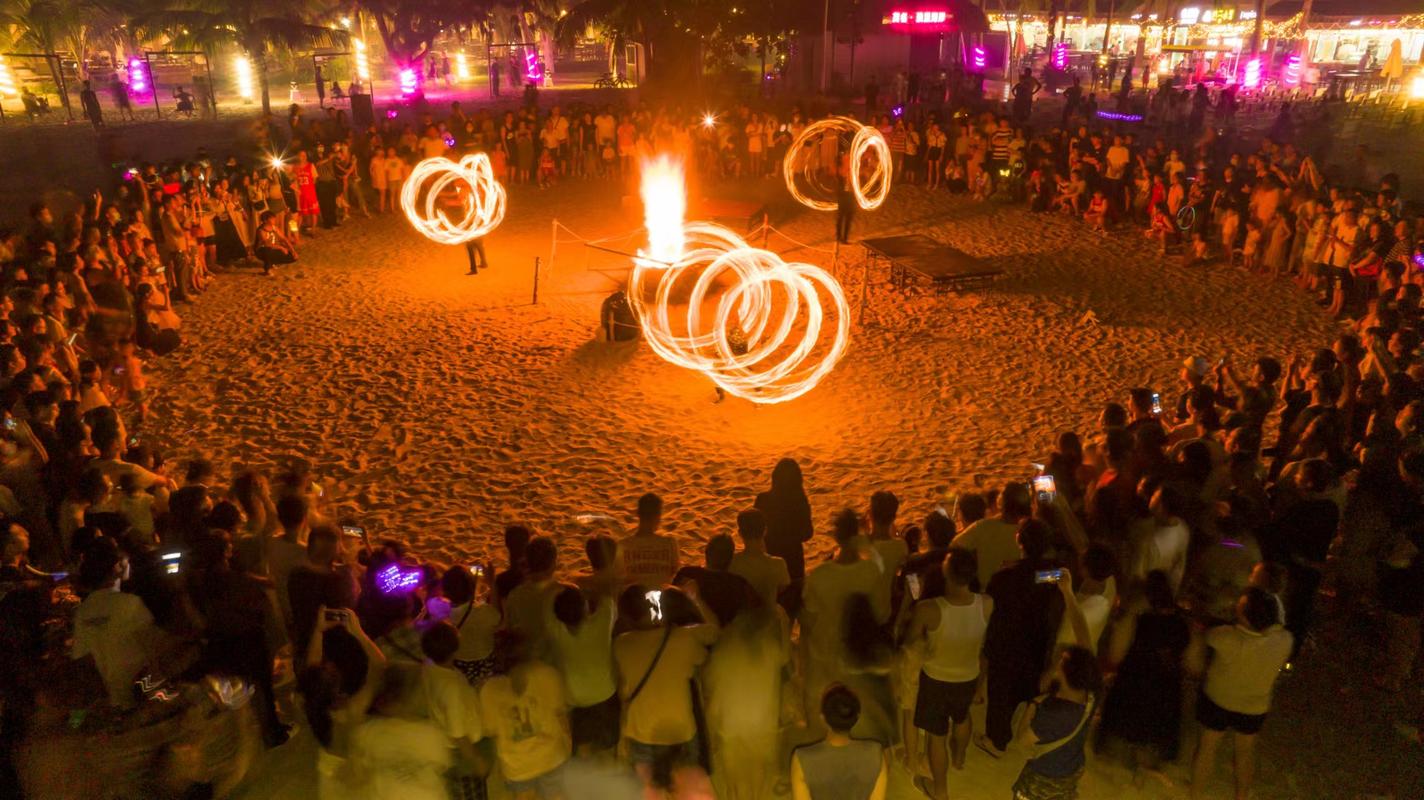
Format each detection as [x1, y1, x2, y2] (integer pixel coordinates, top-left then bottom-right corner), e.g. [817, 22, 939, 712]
[972, 46, 986, 71]
[1052, 42, 1069, 70]
[884, 9, 954, 30]
[1242, 57, 1262, 89]
[128, 58, 149, 96]
[1283, 54, 1302, 87]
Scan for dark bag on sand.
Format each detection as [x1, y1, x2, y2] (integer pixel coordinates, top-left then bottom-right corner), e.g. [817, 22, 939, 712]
[144, 328, 182, 356]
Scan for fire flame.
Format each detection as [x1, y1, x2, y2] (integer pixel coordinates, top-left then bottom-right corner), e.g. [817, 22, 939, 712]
[630, 156, 850, 404]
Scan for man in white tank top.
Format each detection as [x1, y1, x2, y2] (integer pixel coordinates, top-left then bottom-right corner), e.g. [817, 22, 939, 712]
[902, 549, 994, 800]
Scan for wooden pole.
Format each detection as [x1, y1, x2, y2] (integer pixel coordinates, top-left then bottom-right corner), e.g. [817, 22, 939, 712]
[547, 218, 559, 284]
[145, 53, 161, 119]
[830, 239, 840, 279]
[532, 256, 541, 304]
[762, 212, 770, 248]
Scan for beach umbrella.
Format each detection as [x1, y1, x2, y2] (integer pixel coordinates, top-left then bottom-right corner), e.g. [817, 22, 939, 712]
[1380, 39, 1404, 80]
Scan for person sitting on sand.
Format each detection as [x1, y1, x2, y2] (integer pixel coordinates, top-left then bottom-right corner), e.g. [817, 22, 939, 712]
[254, 212, 297, 276]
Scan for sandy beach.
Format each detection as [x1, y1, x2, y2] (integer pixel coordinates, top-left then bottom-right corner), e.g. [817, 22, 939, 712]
[135, 171, 1424, 798]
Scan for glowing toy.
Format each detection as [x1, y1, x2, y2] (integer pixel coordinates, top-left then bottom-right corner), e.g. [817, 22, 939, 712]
[400, 154, 507, 244]
[782, 117, 892, 212]
[632, 157, 850, 404]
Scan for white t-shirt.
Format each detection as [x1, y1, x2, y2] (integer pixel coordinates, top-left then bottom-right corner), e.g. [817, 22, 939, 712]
[449, 601, 501, 662]
[1056, 577, 1117, 653]
[803, 559, 884, 663]
[615, 625, 717, 745]
[1134, 519, 1190, 595]
[729, 550, 791, 610]
[951, 518, 1021, 589]
[547, 600, 617, 707]
[348, 716, 453, 800]
[71, 588, 158, 707]
[420, 663, 483, 742]
[1204, 624, 1293, 715]
[479, 662, 571, 781]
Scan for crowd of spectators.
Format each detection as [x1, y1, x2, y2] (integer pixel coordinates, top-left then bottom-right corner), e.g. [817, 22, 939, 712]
[0, 75, 1420, 800]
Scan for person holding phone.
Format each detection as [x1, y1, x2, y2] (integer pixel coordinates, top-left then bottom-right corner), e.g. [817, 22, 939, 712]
[904, 548, 993, 799]
[977, 520, 1065, 758]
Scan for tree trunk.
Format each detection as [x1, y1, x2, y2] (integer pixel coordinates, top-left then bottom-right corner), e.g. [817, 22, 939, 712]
[1046, 0, 1062, 58]
[256, 48, 271, 117]
[1250, 0, 1266, 56]
[1102, 0, 1115, 53]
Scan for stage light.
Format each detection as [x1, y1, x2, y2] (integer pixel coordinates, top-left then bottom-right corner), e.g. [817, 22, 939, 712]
[1052, 42, 1068, 70]
[399, 67, 418, 95]
[128, 57, 148, 95]
[456, 52, 470, 80]
[340, 16, 351, 28]
[353, 39, 371, 82]
[0, 55, 16, 98]
[972, 46, 986, 71]
[1411, 75, 1424, 100]
[1243, 57, 1261, 89]
[783, 117, 892, 211]
[1283, 54, 1302, 87]
[401, 153, 507, 244]
[632, 157, 851, 404]
[234, 55, 253, 100]
[524, 50, 542, 82]
[443, 132, 456, 148]
[702, 112, 717, 128]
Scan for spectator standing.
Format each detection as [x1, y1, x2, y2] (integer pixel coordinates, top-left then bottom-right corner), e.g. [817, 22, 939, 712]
[791, 684, 889, 800]
[621, 493, 680, 590]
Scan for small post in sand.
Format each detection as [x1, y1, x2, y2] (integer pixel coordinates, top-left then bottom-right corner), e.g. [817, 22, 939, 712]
[532, 256, 541, 305]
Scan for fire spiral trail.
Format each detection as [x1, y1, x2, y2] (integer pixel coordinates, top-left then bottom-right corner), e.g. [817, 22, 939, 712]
[401, 153, 507, 244]
[631, 157, 850, 404]
[782, 116, 892, 211]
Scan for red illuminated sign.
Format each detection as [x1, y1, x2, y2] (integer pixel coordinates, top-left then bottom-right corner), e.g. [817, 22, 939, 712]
[883, 9, 954, 31]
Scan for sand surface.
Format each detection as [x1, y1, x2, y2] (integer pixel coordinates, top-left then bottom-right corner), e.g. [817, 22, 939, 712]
[147, 175, 1424, 799]
[146, 176, 1337, 566]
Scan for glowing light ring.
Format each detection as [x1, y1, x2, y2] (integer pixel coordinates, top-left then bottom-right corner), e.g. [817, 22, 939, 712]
[630, 222, 851, 404]
[782, 117, 892, 212]
[400, 154, 507, 244]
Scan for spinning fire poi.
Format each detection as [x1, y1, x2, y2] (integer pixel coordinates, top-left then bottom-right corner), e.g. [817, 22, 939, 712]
[629, 156, 850, 404]
[783, 117, 892, 211]
[401, 153, 507, 245]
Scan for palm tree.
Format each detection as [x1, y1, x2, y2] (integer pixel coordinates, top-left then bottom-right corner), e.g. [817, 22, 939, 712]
[130, 0, 347, 115]
[0, 0, 120, 111]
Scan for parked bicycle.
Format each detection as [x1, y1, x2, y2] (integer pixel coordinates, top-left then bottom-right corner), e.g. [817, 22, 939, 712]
[593, 71, 631, 89]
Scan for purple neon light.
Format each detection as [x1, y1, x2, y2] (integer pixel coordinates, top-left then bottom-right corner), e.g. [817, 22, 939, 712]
[375, 563, 423, 594]
[1095, 110, 1143, 122]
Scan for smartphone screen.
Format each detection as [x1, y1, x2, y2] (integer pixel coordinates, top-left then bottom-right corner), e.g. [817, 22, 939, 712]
[1033, 474, 1057, 504]
[645, 590, 663, 621]
[161, 551, 182, 575]
[324, 609, 347, 623]
[1150, 392, 1162, 415]
[3, 418, 15, 431]
[341, 524, 365, 538]
[1034, 568, 1064, 584]
[469, 564, 485, 577]
[905, 573, 922, 600]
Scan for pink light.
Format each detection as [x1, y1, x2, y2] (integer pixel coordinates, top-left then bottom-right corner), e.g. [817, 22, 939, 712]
[1283, 54, 1302, 87]
[972, 46, 986, 71]
[886, 8, 953, 30]
[1052, 42, 1069, 70]
[399, 67, 418, 95]
[1243, 57, 1262, 89]
[128, 58, 148, 95]
[523, 50, 542, 82]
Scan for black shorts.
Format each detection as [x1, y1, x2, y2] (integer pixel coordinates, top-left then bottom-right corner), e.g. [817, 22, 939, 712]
[1195, 691, 1266, 735]
[913, 671, 977, 735]
[570, 692, 620, 751]
[926, 147, 943, 161]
